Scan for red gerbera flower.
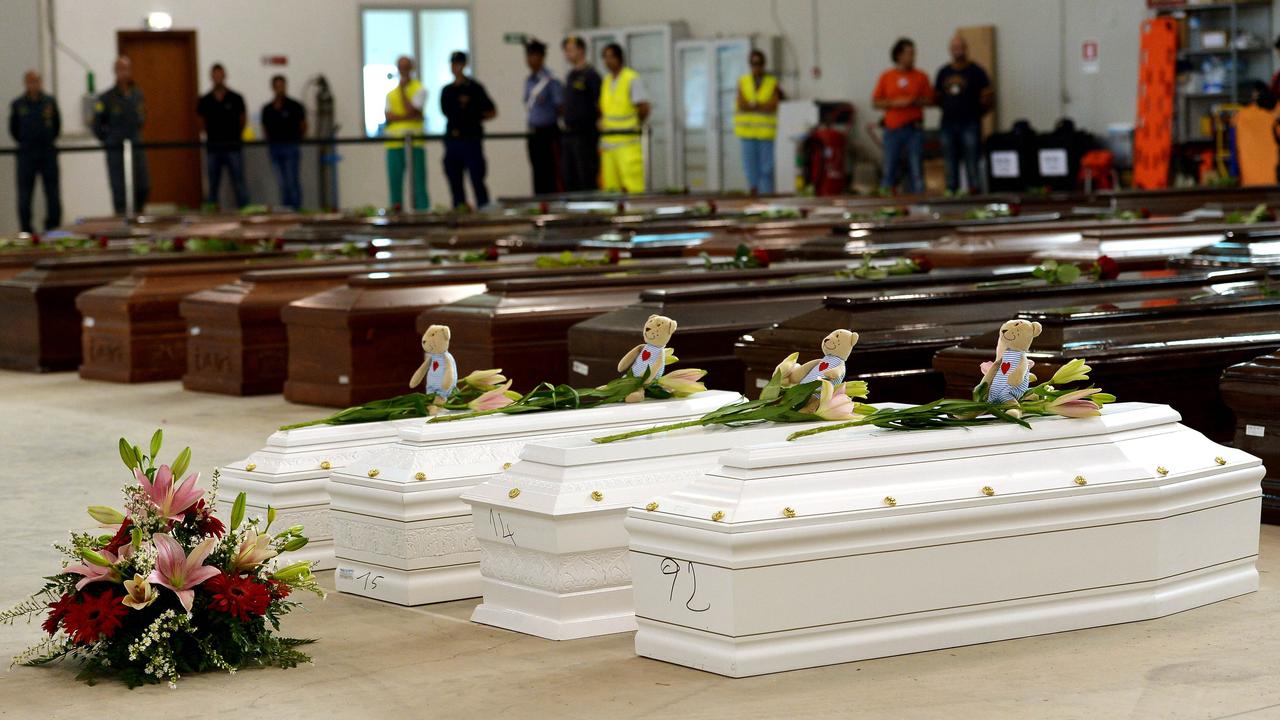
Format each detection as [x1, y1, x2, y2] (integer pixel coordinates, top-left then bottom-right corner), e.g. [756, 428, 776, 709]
[184, 500, 226, 537]
[267, 579, 292, 600]
[61, 590, 128, 645]
[42, 593, 76, 636]
[204, 573, 271, 621]
[103, 518, 134, 555]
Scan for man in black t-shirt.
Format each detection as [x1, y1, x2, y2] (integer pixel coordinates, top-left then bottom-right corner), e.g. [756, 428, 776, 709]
[261, 75, 307, 209]
[560, 35, 601, 191]
[439, 51, 496, 209]
[934, 36, 993, 193]
[196, 63, 248, 208]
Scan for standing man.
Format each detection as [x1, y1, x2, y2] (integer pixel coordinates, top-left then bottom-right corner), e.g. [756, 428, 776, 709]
[872, 38, 932, 194]
[560, 36, 601, 192]
[523, 40, 564, 195]
[384, 55, 429, 210]
[599, 43, 649, 193]
[440, 51, 496, 209]
[196, 63, 248, 208]
[93, 56, 149, 216]
[261, 75, 307, 209]
[9, 70, 61, 233]
[734, 49, 781, 195]
[935, 35, 993, 193]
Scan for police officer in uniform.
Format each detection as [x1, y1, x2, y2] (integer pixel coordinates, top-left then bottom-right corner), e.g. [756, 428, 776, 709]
[93, 56, 150, 215]
[8, 70, 61, 233]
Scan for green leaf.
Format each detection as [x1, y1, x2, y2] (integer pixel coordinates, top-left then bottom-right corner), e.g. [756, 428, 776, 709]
[149, 428, 163, 460]
[1056, 264, 1081, 284]
[230, 492, 247, 532]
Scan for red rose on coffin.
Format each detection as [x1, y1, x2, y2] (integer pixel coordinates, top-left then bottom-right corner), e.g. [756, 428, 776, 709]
[909, 254, 934, 273]
[62, 590, 129, 645]
[272, 237, 286, 251]
[205, 573, 271, 622]
[606, 248, 622, 264]
[751, 247, 772, 267]
[172, 237, 186, 252]
[1094, 255, 1120, 280]
[97, 236, 110, 249]
[484, 246, 500, 261]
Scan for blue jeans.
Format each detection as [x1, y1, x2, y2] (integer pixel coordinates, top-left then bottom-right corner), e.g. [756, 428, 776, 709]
[940, 119, 982, 193]
[206, 147, 248, 207]
[269, 143, 302, 209]
[740, 137, 775, 194]
[881, 123, 924, 194]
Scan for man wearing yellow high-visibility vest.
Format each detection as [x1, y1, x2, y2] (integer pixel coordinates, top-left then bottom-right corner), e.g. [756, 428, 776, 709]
[599, 43, 650, 193]
[383, 55, 429, 210]
[734, 49, 782, 195]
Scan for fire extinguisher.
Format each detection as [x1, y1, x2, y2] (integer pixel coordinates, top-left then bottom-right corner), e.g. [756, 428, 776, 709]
[806, 126, 848, 196]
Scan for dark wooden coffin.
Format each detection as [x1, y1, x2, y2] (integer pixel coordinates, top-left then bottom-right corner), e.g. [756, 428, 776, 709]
[1101, 185, 1280, 215]
[1171, 227, 1280, 269]
[791, 212, 1070, 259]
[1220, 351, 1280, 522]
[934, 292, 1280, 441]
[735, 267, 1267, 405]
[417, 260, 874, 391]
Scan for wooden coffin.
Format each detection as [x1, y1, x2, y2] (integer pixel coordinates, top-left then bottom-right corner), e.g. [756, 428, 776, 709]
[792, 211, 1071, 259]
[567, 266, 1043, 392]
[934, 293, 1280, 442]
[0, 251, 285, 372]
[1221, 351, 1280, 522]
[280, 259, 703, 408]
[1171, 227, 1280, 270]
[417, 260, 867, 390]
[1102, 185, 1280, 215]
[735, 267, 1266, 404]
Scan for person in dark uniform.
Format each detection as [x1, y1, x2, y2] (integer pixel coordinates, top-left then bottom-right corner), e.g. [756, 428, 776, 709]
[9, 70, 61, 233]
[261, 74, 307, 209]
[439, 51, 496, 209]
[560, 35, 601, 191]
[196, 63, 248, 208]
[93, 56, 149, 216]
[523, 40, 564, 195]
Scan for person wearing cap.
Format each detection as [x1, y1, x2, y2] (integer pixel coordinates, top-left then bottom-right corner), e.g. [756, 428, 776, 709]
[196, 62, 249, 208]
[734, 49, 781, 195]
[599, 42, 649, 193]
[560, 35, 601, 191]
[440, 50, 496, 209]
[383, 55, 429, 210]
[93, 56, 149, 215]
[524, 40, 564, 195]
[9, 69, 61, 233]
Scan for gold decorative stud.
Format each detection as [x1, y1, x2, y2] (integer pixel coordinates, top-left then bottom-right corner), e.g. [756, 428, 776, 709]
[1156, 466, 1169, 477]
[883, 496, 897, 507]
[319, 460, 331, 470]
[508, 488, 521, 499]
[590, 490, 604, 502]
[502, 462, 512, 470]
[981, 486, 995, 496]
[645, 502, 659, 512]
[1215, 456, 1226, 466]
[711, 510, 725, 522]
[1074, 475, 1087, 486]
[782, 507, 797, 518]
[245, 463, 257, 472]
[368, 469, 380, 478]
[414, 472, 426, 481]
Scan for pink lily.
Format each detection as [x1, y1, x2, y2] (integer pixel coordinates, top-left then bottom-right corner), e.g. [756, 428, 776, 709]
[230, 529, 278, 572]
[657, 368, 707, 396]
[148, 534, 220, 613]
[462, 368, 507, 391]
[813, 381, 858, 421]
[137, 465, 204, 522]
[1047, 388, 1102, 418]
[467, 382, 520, 411]
[64, 545, 131, 591]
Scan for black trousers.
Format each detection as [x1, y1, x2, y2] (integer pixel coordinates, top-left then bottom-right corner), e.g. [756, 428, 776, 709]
[561, 132, 599, 192]
[443, 137, 489, 209]
[527, 125, 562, 195]
[105, 143, 150, 215]
[16, 148, 61, 233]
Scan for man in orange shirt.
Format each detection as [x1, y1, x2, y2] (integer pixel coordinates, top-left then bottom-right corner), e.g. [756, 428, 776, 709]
[873, 38, 933, 194]
[1233, 81, 1279, 186]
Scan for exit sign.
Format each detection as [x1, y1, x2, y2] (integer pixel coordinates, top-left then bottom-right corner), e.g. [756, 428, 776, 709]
[503, 32, 528, 45]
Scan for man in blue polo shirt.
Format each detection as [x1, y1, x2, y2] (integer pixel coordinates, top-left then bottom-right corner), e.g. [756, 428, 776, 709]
[523, 40, 564, 195]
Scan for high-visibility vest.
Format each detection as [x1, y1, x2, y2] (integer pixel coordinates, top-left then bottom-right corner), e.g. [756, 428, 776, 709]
[384, 79, 424, 148]
[734, 73, 778, 140]
[601, 67, 640, 148]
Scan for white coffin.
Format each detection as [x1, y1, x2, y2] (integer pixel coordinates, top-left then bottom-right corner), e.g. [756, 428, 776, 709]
[462, 420, 815, 640]
[219, 419, 417, 570]
[326, 390, 742, 606]
[627, 403, 1263, 677]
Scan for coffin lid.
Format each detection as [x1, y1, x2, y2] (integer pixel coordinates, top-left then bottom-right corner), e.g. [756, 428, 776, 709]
[839, 211, 1062, 233]
[638, 265, 1037, 302]
[482, 261, 856, 294]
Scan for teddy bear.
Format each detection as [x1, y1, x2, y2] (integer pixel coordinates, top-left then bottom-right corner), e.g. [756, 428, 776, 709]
[788, 329, 859, 388]
[616, 314, 678, 402]
[409, 324, 458, 399]
[979, 318, 1041, 404]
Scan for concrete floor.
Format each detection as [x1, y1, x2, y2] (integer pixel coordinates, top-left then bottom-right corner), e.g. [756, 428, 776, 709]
[0, 370, 1278, 719]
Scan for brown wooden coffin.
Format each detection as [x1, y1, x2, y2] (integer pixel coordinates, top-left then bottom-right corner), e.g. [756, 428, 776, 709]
[791, 212, 1070, 259]
[734, 267, 1267, 405]
[566, 265, 1044, 392]
[1220, 351, 1280, 522]
[0, 251, 286, 372]
[280, 258, 704, 408]
[934, 292, 1280, 442]
[417, 260, 871, 391]
[1101, 185, 1280, 215]
[1171, 227, 1280, 269]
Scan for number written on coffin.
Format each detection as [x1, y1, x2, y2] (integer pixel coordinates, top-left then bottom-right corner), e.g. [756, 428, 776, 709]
[354, 570, 384, 591]
[489, 509, 517, 546]
[660, 557, 710, 613]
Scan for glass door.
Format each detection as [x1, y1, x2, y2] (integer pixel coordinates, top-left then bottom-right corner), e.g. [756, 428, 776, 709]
[716, 41, 751, 191]
[628, 30, 671, 189]
[676, 42, 711, 190]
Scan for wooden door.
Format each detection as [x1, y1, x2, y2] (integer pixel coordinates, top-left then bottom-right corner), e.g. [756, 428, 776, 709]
[956, 25, 997, 138]
[117, 30, 201, 208]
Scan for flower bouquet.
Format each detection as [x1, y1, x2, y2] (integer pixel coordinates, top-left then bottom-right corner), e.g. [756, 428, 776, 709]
[2, 431, 323, 687]
[279, 368, 517, 431]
